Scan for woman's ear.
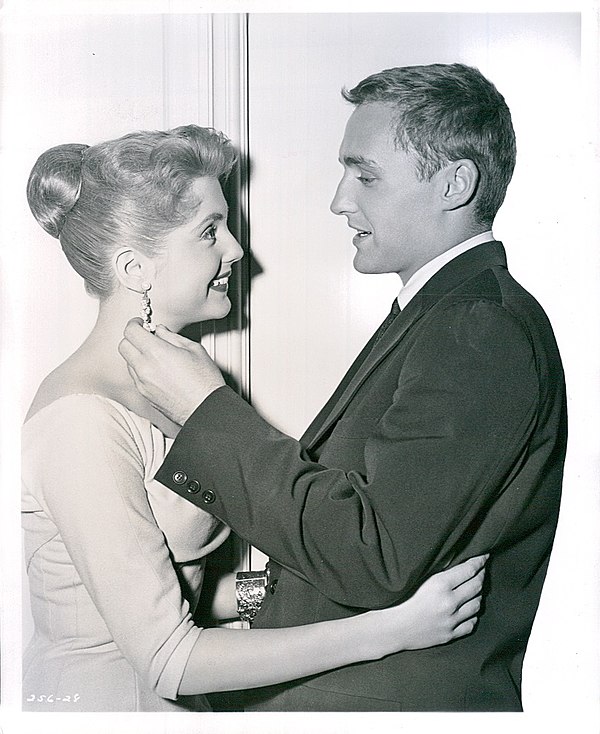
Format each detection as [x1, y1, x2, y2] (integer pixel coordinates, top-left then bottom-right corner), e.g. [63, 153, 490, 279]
[113, 248, 156, 292]
[440, 159, 479, 211]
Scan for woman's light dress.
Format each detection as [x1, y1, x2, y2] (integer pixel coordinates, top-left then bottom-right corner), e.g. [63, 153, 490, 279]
[22, 394, 230, 712]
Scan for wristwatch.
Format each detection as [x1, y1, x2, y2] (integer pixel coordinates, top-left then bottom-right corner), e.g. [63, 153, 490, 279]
[235, 567, 270, 625]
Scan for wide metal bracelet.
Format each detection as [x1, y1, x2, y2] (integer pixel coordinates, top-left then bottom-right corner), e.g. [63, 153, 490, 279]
[235, 569, 270, 625]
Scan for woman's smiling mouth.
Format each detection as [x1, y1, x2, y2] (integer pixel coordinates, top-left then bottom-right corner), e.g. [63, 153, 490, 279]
[210, 274, 230, 291]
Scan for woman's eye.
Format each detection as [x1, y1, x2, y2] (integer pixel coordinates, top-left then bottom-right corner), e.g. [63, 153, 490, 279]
[201, 225, 217, 241]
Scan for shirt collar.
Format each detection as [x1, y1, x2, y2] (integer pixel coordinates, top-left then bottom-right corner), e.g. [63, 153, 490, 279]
[397, 231, 494, 310]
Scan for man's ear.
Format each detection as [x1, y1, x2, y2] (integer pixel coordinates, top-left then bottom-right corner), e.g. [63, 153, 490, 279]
[113, 248, 156, 292]
[440, 159, 479, 211]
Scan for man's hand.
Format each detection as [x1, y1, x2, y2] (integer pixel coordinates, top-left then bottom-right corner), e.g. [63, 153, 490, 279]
[119, 319, 225, 425]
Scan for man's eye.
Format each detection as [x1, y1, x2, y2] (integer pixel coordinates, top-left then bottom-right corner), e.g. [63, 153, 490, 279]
[358, 176, 375, 184]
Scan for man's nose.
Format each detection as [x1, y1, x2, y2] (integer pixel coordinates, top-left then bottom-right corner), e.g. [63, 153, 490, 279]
[330, 178, 354, 216]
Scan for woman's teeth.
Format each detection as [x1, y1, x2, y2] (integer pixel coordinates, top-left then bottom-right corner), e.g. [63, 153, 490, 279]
[211, 276, 229, 287]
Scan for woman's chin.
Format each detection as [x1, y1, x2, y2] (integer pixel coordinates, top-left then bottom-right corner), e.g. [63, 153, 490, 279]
[204, 299, 233, 321]
[176, 302, 232, 329]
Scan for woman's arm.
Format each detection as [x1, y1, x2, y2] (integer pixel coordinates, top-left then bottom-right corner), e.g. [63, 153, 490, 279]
[179, 554, 486, 694]
[202, 570, 237, 622]
[31, 396, 484, 699]
[31, 397, 208, 701]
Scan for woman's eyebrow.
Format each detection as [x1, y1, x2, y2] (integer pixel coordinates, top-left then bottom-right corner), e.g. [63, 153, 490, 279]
[193, 212, 226, 232]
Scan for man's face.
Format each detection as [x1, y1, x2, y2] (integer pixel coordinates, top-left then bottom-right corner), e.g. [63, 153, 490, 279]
[330, 102, 442, 283]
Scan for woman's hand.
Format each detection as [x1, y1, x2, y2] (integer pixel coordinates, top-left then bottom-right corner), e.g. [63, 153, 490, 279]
[372, 554, 488, 658]
[182, 555, 489, 694]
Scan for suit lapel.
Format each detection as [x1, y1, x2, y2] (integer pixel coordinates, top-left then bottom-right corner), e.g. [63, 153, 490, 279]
[304, 297, 426, 450]
[302, 241, 507, 451]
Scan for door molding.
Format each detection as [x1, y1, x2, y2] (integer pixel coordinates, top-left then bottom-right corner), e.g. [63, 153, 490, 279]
[163, 13, 250, 402]
[164, 13, 252, 572]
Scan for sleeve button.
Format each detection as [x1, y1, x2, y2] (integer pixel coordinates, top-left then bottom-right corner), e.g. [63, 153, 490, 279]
[187, 480, 200, 494]
[172, 471, 187, 485]
[201, 489, 216, 504]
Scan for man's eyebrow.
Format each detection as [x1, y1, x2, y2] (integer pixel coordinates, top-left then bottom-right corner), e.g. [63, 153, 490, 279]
[340, 155, 382, 171]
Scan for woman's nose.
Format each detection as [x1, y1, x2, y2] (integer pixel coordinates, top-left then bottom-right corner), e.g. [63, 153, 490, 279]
[227, 232, 244, 264]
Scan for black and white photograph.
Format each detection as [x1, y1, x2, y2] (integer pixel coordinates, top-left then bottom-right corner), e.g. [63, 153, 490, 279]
[1, 1, 598, 733]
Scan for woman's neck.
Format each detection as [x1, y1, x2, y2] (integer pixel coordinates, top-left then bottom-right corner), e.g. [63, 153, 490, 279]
[29, 290, 181, 436]
[90, 294, 182, 435]
[81, 292, 141, 389]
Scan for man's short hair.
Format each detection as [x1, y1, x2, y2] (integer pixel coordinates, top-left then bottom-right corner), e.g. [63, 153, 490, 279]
[343, 63, 516, 226]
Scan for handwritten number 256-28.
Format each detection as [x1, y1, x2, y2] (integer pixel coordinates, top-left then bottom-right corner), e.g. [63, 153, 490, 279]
[25, 694, 80, 703]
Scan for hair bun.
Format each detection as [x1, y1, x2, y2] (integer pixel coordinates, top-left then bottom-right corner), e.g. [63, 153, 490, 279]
[26, 143, 88, 239]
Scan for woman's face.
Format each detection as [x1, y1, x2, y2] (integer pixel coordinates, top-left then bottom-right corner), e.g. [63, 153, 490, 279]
[150, 177, 244, 331]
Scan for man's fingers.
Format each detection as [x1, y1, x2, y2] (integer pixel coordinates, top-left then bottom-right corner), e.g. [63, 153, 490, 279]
[122, 318, 158, 350]
[121, 320, 191, 365]
[118, 343, 149, 396]
[122, 319, 200, 356]
[119, 317, 224, 423]
[153, 324, 196, 349]
[125, 363, 142, 390]
[118, 324, 163, 385]
[118, 332, 142, 368]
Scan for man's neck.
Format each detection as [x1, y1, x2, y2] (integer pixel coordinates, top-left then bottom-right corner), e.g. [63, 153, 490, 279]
[397, 230, 494, 310]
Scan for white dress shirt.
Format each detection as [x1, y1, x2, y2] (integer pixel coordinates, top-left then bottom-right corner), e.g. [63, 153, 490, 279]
[397, 231, 494, 310]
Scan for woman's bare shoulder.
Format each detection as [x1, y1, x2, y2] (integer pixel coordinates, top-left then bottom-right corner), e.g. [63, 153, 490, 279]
[26, 354, 179, 438]
[25, 354, 105, 422]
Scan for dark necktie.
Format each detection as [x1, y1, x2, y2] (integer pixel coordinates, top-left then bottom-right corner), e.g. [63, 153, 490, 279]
[373, 298, 401, 345]
[301, 298, 401, 449]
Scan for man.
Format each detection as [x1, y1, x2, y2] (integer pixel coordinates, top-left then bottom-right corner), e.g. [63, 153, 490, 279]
[120, 63, 567, 711]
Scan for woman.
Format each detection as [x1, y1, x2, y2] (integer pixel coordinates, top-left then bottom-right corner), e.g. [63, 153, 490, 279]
[22, 124, 486, 712]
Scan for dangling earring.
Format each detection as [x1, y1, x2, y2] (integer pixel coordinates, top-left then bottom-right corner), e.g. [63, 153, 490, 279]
[140, 282, 155, 333]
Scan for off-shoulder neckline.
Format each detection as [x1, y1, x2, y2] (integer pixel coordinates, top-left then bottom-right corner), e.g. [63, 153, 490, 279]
[23, 393, 152, 431]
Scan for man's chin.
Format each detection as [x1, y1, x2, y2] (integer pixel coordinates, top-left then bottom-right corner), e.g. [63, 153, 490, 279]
[353, 254, 386, 275]
[353, 253, 371, 274]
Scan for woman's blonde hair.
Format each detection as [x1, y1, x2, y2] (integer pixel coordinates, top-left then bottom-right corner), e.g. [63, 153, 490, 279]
[27, 125, 237, 297]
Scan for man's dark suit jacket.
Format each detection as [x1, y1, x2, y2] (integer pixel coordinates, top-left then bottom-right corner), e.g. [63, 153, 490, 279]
[157, 241, 567, 711]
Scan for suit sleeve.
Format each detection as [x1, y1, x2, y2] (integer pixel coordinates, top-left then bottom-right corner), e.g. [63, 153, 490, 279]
[157, 300, 540, 608]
